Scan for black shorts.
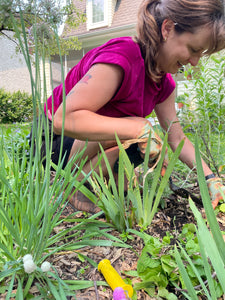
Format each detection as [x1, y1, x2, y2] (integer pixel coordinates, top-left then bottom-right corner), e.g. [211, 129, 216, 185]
[113, 143, 144, 173]
[29, 118, 74, 169]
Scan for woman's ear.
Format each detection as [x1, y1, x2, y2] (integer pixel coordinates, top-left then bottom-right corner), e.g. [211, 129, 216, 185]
[161, 19, 175, 40]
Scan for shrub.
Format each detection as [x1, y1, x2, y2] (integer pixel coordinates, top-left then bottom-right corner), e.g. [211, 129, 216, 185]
[0, 88, 33, 123]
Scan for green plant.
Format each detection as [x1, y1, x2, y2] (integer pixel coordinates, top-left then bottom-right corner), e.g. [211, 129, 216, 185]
[124, 221, 223, 299]
[174, 137, 225, 299]
[0, 123, 31, 164]
[134, 232, 178, 299]
[0, 88, 33, 123]
[180, 52, 225, 172]
[91, 134, 184, 232]
[0, 119, 111, 297]
[0, 0, 85, 56]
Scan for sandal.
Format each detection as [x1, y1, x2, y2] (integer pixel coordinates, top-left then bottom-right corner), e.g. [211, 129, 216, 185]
[68, 189, 101, 214]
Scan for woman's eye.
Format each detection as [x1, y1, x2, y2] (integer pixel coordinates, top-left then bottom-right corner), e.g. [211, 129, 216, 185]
[190, 47, 203, 56]
[191, 48, 198, 53]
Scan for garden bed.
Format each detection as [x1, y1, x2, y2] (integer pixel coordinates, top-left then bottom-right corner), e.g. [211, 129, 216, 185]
[37, 181, 225, 300]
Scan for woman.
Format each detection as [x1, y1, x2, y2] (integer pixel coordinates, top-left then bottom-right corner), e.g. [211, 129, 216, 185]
[42, 0, 225, 213]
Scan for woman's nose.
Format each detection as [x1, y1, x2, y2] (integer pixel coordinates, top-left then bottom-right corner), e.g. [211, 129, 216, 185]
[188, 56, 200, 66]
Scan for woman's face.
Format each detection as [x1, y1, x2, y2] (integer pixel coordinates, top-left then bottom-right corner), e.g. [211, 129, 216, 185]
[157, 20, 212, 74]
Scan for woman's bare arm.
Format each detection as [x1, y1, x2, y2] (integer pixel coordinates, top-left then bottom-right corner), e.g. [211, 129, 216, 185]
[154, 90, 212, 176]
[53, 63, 145, 141]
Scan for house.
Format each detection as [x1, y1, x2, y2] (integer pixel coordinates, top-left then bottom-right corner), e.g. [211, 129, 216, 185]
[0, 32, 34, 94]
[0, 32, 50, 97]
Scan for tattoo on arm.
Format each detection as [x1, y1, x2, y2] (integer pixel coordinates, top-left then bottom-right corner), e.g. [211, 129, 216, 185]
[79, 74, 92, 84]
[66, 73, 92, 99]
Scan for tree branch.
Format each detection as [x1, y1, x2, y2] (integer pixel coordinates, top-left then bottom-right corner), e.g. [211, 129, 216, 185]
[1, 30, 20, 50]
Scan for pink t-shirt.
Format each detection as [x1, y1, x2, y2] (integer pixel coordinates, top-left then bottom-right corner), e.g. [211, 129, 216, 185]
[45, 37, 176, 119]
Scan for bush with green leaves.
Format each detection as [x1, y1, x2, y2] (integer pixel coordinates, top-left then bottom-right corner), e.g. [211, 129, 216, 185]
[178, 52, 225, 172]
[126, 223, 223, 299]
[0, 88, 33, 123]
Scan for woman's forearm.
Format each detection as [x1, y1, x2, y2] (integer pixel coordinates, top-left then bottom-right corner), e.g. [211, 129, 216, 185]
[169, 136, 212, 176]
[53, 110, 146, 142]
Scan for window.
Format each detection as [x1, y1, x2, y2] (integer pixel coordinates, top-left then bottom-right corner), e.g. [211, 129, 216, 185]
[92, 0, 104, 23]
[87, 0, 109, 30]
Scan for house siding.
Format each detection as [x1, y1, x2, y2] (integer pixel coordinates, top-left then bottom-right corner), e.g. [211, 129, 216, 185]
[57, 0, 142, 72]
[64, 0, 142, 37]
[0, 33, 34, 94]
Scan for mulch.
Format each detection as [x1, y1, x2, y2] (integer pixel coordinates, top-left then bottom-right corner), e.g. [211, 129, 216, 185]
[44, 180, 212, 300]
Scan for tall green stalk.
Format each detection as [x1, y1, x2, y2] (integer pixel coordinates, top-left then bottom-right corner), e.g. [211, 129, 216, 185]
[0, 8, 119, 298]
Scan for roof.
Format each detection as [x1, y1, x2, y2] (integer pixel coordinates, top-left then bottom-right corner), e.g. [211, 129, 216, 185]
[63, 0, 142, 38]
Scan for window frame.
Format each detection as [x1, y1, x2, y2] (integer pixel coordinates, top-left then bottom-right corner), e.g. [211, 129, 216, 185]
[86, 0, 109, 30]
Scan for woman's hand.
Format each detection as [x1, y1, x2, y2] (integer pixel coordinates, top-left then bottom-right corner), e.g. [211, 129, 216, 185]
[206, 177, 225, 209]
[122, 120, 167, 174]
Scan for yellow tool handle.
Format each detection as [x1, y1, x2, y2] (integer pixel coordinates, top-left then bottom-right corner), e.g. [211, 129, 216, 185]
[98, 259, 133, 298]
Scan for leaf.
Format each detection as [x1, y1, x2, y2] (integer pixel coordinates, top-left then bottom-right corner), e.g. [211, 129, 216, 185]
[161, 255, 177, 274]
[64, 280, 108, 290]
[77, 254, 85, 263]
[158, 287, 177, 300]
[219, 203, 225, 212]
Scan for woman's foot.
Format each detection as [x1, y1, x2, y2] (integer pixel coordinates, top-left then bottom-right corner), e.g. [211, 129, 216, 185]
[68, 189, 101, 214]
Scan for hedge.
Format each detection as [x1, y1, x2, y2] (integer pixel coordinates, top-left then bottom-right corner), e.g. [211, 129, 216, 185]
[0, 88, 33, 123]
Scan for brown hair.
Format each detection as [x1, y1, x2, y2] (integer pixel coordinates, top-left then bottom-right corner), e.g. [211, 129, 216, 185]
[134, 0, 225, 82]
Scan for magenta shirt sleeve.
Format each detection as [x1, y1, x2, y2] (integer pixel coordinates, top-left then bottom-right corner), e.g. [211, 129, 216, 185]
[44, 37, 176, 119]
[87, 38, 142, 102]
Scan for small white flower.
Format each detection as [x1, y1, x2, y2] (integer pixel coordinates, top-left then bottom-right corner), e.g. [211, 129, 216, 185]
[24, 259, 37, 274]
[41, 261, 51, 272]
[23, 254, 33, 263]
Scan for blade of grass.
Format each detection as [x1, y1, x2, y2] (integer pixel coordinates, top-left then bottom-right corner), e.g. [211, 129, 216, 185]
[177, 241, 212, 299]
[194, 136, 225, 263]
[190, 199, 225, 293]
[116, 135, 144, 225]
[64, 280, 108, 290]
[5, 273, 16, 300]
[15, 277, 23, 300]
[174, 245, 199, 300]
[196, 231, 217, 299]
[147, 138, 184, 225]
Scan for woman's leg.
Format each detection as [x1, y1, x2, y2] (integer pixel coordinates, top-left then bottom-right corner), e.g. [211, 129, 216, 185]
[67, 140, 121, 213]
[68, 139, 119, 179]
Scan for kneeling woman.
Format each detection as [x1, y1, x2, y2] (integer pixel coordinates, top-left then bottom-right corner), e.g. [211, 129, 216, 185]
[34, 0, 225, 213]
